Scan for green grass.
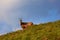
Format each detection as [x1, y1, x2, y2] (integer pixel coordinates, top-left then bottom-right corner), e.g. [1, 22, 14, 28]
[0, 20, 60, 40]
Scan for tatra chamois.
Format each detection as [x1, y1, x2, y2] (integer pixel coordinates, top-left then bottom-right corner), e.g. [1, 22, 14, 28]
[20, 19, 33, 29]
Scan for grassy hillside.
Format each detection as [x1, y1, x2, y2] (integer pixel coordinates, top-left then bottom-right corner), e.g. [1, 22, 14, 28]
[0, 20, 60, 40]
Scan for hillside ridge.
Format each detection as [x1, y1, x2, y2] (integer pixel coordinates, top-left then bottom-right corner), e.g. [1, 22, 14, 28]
[0, 20, 60, 40]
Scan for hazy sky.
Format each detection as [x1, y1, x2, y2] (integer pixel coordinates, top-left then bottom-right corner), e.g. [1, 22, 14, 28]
[0, 0, 60, 35]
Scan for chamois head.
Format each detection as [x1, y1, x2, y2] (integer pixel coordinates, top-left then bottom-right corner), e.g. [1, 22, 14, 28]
[20, 18, 22, 23]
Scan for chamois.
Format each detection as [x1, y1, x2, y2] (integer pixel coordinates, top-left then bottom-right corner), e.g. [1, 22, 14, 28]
[20, 19, 33, 29]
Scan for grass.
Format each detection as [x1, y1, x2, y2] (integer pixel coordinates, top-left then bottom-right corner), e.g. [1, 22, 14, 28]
[0, 20, 60, 40]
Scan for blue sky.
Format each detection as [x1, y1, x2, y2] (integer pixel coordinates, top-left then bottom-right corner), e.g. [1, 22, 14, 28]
[0, 0, 60, 35]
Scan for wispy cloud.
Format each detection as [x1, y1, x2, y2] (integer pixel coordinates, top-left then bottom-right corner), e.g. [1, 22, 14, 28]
[0, 0, 30, 34]
[48, 0, 56, 3]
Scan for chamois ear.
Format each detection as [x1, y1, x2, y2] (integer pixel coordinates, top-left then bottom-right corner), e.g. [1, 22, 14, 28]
[19, 18, 22, 26]
[18, 18, 22, 21]
[20, 18, 22, 21]
[18, 18, 22, 24]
